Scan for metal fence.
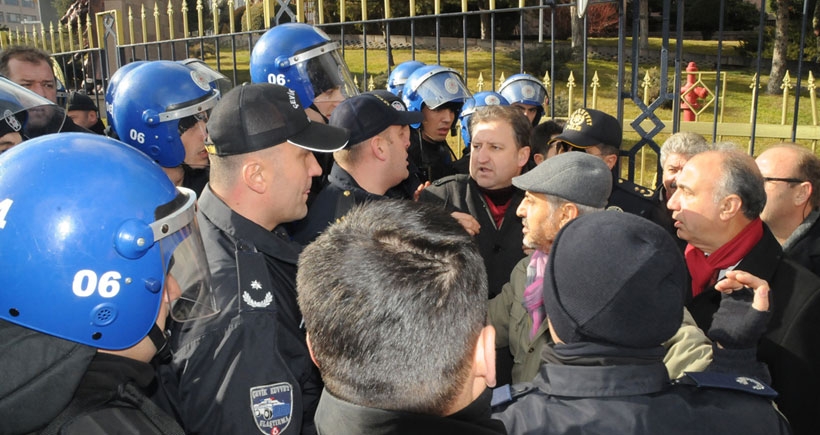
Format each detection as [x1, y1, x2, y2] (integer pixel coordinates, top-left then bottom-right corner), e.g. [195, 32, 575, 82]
[4, 0, 819, 185]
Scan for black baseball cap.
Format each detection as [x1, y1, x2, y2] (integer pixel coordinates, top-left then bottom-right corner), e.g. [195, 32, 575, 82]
[67, 92, 98, 112]
[549, 108, 622, 150]
[206, 83, 349, 156]
[330, 92, 423, 146]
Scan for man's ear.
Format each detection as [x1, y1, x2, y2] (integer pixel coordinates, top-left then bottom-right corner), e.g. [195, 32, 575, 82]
[517, 146, 531, 168]
[242, 159, 266, 194]
[89, 111, 98, 122]
[306, 333, 320, 368]
[795, 181, 812, 206]
[559, 202, 580, 227]
[602, 153, 618, 170]
[371, 136, 388, 162]
[533, 153, 545, 165]
[719, 194, 743, 220]
[473, 325, 497, 388]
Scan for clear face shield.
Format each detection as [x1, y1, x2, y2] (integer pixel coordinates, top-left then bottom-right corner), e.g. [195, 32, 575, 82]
[152, 187, 219, 322]
[293, 43, 360, 102]
[414, 70, 471, 110]
[179, 58, 234, 96]
[0, 76, 66, 139]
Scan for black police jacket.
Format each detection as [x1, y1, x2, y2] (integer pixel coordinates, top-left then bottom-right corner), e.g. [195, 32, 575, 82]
[315, 388, 507, 435]
[155, 185, 322, 435]
[493, 352, 791, 435]
[289, 163, 385, 245]
[687, 226, 820, 435]
[408, 128, 457, 184]
[418, 174, 526, 298]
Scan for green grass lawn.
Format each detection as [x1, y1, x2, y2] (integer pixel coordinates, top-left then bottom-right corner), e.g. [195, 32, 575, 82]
[206, 40, 820, 185]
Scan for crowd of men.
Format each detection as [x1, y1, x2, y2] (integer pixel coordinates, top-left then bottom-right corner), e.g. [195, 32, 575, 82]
[0, 21, 818, 434]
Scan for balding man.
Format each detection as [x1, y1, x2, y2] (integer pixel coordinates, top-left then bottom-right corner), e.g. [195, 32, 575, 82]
[756, 143, 820, 276]
[668, 149, 820, 435]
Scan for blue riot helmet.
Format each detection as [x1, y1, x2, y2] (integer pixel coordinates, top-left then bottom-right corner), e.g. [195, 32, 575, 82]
[0, 133, 218, 350]
[386, 60, 425, 97]
[111, 61, 220, 167]
[401, 65, 472, 129]
[459, 91, 509, 148]
[498, 73, 548, 125]
[250, 23, 359, 112]
[178, 58, 233, 96]
[0, 76, 65, 140]
[104, 61, 148, 137]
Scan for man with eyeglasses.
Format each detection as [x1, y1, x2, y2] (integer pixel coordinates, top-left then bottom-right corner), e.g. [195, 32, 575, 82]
[547, 108, 665, 227]
[668, 148, 820, 435]
[756, 143, 820, 277]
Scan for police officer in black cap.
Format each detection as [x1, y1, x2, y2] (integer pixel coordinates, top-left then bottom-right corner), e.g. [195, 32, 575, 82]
[548, 108, 664, 223]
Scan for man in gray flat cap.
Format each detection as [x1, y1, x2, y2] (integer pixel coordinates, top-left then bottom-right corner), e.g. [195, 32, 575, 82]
[489, 151, 712, 384]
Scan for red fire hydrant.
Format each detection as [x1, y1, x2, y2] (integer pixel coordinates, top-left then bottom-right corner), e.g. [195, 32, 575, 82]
[680, 62, 709, 122]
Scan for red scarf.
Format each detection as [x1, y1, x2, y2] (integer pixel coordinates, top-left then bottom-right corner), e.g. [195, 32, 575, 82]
[684, 218, 763, 297]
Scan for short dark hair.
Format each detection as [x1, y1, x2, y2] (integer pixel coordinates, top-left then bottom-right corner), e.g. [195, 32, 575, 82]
[530, 120, 565, 157]
[0, 46, 54, 77]
[297, 200, 487, 416]
[716, 150, 766, 220]
[470, 104, 532, 149]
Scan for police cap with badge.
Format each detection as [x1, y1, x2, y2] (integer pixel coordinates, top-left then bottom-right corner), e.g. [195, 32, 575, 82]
[550, 108, 659, 219]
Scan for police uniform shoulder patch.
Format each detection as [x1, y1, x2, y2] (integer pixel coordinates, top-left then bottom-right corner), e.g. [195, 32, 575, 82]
[683, 371, 778, 398]
[616, 178, 656, 199]
[250, 382, 293, 434]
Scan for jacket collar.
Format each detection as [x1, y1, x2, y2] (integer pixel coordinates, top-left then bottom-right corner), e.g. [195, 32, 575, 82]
[315, 388, 506, 435]
[536, 360, 670, 397]
[198, 184, 301, 264]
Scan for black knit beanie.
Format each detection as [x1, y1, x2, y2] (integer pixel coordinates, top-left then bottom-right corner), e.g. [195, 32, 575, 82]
[544, 211, 686, 348]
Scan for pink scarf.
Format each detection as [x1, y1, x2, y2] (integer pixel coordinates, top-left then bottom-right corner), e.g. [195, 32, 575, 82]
[523, 250, 549, 339]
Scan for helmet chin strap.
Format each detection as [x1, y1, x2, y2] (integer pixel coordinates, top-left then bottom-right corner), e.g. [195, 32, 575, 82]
[309, 103, 329, 123]
[148, 323, 172, 363]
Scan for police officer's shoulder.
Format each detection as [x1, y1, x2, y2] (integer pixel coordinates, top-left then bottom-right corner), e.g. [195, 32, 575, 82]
[430, 173, 471, 187]
[490, 383, 539, 409]
[674, 372, 778, 399]
[614, 178, 655, 200]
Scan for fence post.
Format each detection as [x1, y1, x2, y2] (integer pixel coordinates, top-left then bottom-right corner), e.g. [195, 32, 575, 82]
[228, 0, 235, 33]
[810, 71, 817, 152]
[477, 72, 484, 92]
[212, 0, 219, 35]
[780, 71, 793, 126]
[168, 0, 175, 39]
[567, 71, 576, 116]
[196, 0, 204, 37]
[141, 4, 148, 44]
[182, 0, 190, 37]
[590, 70, 599, 110]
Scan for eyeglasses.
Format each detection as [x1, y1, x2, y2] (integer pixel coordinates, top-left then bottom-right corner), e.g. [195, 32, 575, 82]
[763, 177, 804, 184]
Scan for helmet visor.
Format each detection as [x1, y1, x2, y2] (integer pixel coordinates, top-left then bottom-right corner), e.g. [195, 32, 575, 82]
[0, 77, 66, 138]
[152, 187, 219, 322]
[294, 45, 359, 101]
[414, 70, 471, 110]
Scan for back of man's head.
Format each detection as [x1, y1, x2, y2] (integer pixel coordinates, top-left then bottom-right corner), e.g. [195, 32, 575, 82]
[297, 200, 488, 416]
[545, 211, 685, 348]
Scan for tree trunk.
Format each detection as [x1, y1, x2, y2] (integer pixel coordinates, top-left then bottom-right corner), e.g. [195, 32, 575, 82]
[571, 6, 583, 53]
[768, 0, 789, 95]
[639, 0, 649, 51]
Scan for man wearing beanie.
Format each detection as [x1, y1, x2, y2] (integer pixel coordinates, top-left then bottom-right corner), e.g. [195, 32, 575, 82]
[489, 152, 711, 385]
[155, 83, 349, 435]
[548, 107, 664, 225]
[492, 212, 790, 435]
[289, 92, 422, 245]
